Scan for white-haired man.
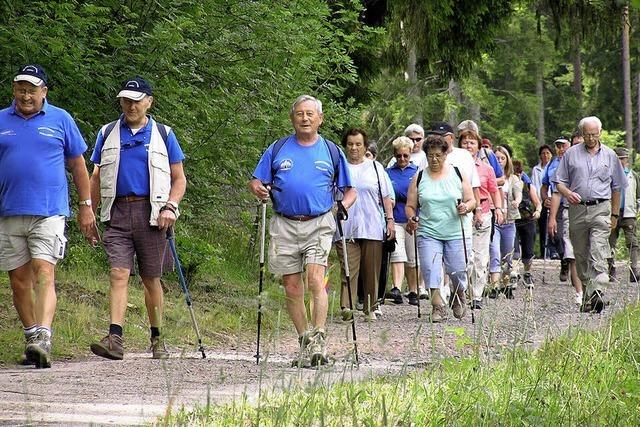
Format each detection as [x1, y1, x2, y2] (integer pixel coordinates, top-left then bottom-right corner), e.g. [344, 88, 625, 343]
[387, 123, 427, 171]
[553, 116, 627, 313]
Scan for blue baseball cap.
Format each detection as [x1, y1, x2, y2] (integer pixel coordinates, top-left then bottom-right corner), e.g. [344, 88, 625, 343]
[14, 64, 48, 86]
[117, 76, 153, 101]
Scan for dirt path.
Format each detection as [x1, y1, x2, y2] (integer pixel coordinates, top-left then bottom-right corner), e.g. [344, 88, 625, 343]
[0, 260, 637, 426]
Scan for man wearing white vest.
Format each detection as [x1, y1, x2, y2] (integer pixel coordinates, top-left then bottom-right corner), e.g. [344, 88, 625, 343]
[607, 147, 640, 282]
[89, 77, 186, 360]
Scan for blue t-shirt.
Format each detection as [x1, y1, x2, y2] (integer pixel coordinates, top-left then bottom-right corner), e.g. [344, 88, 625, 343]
[0, 100, 87, 217]
[541, 156, 560, 192]
[90, 115, 185, 197]
[486, 150, 504, 178]
[386, 163, 418, 223]
[252, 135, 352, 216]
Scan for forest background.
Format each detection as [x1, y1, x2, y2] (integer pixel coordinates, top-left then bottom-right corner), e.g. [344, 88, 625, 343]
[0, 0, 639, 336]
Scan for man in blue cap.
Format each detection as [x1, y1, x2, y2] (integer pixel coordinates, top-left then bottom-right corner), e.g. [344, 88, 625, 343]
[89, 76, 186, 360]
[0, 64, 96, 368]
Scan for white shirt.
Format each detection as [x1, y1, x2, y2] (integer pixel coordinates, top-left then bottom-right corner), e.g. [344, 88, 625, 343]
[445, 147, 480, 188]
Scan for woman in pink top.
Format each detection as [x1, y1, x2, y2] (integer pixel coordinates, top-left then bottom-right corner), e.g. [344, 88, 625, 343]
[459, 129, 504, 309]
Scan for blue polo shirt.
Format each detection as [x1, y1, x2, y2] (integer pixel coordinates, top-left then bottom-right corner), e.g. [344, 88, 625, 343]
[0, 100, 87, 217]
[542, 156, 560, 192]
[386, 163, 418, 223]
[90, 115, 185, 197]
[252, 135, 352, 216]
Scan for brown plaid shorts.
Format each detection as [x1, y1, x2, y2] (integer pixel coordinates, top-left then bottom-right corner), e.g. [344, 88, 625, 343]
[103, 199, 172, 277]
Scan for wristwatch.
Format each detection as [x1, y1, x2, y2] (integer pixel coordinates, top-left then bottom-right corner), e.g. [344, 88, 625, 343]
[79, 199, 92, 207]
[166, 200, 179, 210]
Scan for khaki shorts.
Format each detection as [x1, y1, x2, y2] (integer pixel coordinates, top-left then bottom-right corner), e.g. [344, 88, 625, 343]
[389, 222, 408, 263]
[0, 215, 67, 271]
[268, 211, 335, 276]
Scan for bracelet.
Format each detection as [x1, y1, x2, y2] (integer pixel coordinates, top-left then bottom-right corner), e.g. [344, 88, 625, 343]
[411, 216, 419, 222]
[611, 214, 619, 218]
[160, 205, 176, 215]
[385, 217, 394, 222]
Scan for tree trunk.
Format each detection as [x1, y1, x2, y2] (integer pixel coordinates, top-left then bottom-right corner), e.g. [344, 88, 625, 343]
[406, 43, 422, 125]
[622, 4, 633, 150]
[636, 72, 640, 156]
[571, 32, 583, 111]
[448, 79, 461, 127]
[536, 67, 545, 146]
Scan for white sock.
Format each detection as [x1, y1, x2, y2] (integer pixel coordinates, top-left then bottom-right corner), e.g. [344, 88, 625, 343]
[23, 325, 38, 339]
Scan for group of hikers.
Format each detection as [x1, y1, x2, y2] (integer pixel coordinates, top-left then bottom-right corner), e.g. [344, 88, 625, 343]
[249, 94, 634, 367]
[2, 65, 185, 368]
[1, 63, 635, 370]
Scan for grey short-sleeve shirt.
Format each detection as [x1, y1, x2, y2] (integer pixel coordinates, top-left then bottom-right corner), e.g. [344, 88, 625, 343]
[554, 143, 627, 200]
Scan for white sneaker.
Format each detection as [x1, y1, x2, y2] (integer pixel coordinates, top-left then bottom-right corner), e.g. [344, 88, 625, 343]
[574, 292, 583, 306]
[373, 306, 383, 317]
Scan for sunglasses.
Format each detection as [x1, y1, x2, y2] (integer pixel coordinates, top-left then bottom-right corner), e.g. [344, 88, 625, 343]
[408, 137, 423, 143]
[395, 153, 410, 159]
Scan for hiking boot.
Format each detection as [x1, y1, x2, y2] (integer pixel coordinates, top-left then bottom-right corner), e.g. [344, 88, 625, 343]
[340, 307, 353, 322]
[504, 287, 514, 299]
[590, 290, 605, 314]
[419, 287, 429, 299]
[430, 304, 446, 323]
[292, 331, 312, 367]
[508, 273, 518, 290]
[306, 330, 329, 367]
[389, 287, 403, 304]
[523, 272, 534, 289]
[488, 288, 500, 299]
[407, 292, 419, 306]
[150, 337, 169, 359]
[91, 334, 124, 360]
[25, 330, 52, 369]
[451, 288, 467, 319]
[559, 259, 569, 282]
[355, 299, 364, 311]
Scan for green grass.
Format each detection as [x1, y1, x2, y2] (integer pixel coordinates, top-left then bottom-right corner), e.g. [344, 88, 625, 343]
[163, 303, 640, 426]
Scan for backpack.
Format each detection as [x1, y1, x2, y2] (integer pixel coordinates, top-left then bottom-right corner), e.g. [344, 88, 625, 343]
[518, 181, 535, 220]
[102, 119, 169, 145]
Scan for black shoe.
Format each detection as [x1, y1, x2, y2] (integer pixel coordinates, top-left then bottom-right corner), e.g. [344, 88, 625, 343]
[590, 290, 604, 313]
[523, 272, 534, 289]
[504, 287, 514, 299]
[631, 271, 638, 283]
[488, 288, 500, 299]
[559, 259, 568, 282]
[471, 300, 482, 310]
[390, 287, 403, 304]
[407, 292, 419, 306]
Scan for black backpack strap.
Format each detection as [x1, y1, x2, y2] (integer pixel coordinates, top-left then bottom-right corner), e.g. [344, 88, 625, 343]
[155, 121, 169, 144]
[453, 166, 462, 182]
[102, 120, 118, 141]
[416, 170, 423, 209]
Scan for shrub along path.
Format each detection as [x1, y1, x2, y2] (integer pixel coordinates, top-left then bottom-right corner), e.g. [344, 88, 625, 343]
[0, 259, 637, 425]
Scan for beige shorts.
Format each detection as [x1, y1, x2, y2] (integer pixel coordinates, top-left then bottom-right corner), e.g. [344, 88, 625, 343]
[0, 215, 67, 271]
[389, 222, 408, 263]
[268, 211, 335, 276]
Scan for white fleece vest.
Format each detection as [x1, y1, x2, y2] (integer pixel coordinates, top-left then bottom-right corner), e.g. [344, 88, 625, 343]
[98, 118, 178, 226]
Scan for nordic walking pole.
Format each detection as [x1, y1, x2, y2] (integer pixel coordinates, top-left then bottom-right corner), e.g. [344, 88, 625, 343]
[542, 208, 549, 286]
[166, 227, 206, 359]
[255, 198, 267, 364]
[336, 201, 359, 366]
[457, 200, 475, 324]
[413, 230, 421, 318]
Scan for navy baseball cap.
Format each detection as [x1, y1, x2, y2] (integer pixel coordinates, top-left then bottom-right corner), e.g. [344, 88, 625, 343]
[14, 64, 48, 86]
[427, 122, 455, 135]
[117, 76, 153, 101]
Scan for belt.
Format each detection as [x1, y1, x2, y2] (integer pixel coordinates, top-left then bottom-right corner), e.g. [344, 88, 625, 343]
[116, 195, 147, 202]
[578, 198, 608, 206]
[279, 211, 327, 222]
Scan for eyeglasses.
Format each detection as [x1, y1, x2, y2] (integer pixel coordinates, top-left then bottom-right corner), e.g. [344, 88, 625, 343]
[408, 137, 423, 143]
[582, 133, 599, 139]
[395, 153, 410, 159]
[427, 153, 445, 160]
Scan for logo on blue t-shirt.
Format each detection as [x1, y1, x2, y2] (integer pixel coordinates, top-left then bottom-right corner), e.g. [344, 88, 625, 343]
[315, 160, 332, 172]
[279, 158, 293, 171]
[38, 126, 57, 137]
